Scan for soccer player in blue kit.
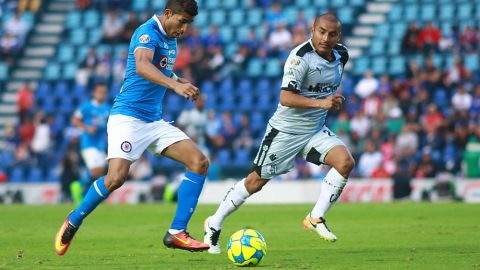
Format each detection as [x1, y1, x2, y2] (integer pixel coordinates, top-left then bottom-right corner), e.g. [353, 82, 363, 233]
[55, 0, 210, 255]
[71, 83, 110, 195]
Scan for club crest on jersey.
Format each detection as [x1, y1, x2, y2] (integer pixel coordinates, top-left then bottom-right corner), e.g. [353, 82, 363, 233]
[139, 34, 150, 43]
[159, 56, 168, 68]
[121, 141, 132, 153]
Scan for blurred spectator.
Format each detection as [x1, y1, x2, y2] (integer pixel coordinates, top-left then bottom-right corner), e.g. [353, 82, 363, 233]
[265, 2, 286, 28]
[371, 163, 391, 179]
[0, 32, 21, 63]
[207, 46, 226, 81]
[267, 22, 291, 57]
[76, 48, 98, 86]
[421, 104, 444, 136]
[445, 57, 468, 86]
[16, 83, 33, 122]
[219, 111, 237, 149]
[17, 116, 35, 146]
[291, 24, 308, 47]
[121, 11, 141, 43]
[31, 113, 50, 176]
[113, 50, 127, 84]
[395, 124, 418, 158]
[401, 22, 420, 54]
[231, 45, 249, 77]
[350, 110, 370, 138]
[102, 10, 124, 44]
[377, 74, 392, 96]
[5, 11, 29, 40]
[60, 144, 81, 202]
[206, 110, 224, 150]
[241, 28, 261, 56]
[439, 25, 460, 52]
[202, 25, 224, 51]
[358, 140, 383, 177]
[94, 51, 112, 80]
[362, 93, 382, 117]
[18, 0, 41, 13]
[417, 21, 441, 54]
[451, 85, 472, 112]
[177, 94, 208, 143]
[354, 70, 379, 99]
[185, 27, 202, 49]
[460, 26, 477, 53]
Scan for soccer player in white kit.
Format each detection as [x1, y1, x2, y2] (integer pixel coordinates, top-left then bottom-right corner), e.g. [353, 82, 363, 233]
[204, 13, 355, 254]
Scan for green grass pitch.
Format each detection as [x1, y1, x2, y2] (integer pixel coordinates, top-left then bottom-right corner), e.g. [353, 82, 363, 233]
[1, 203, 479, 269]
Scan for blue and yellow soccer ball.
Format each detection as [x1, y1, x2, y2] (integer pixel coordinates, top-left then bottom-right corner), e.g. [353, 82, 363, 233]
[227, 229, 267, 267]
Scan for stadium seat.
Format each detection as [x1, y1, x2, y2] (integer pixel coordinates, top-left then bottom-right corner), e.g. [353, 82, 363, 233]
[63, 63, 78, 80]
[210, 10, 226, 26]
[229, 9, 244, 26]
[313, 0, 328, 8]
[457, 3, 472, 20]
[388, 5, 402, 21]
[223, 0, 237, 9]
[283, 7, 298, 25]
[296, 0, 310, 8]
[132, 0, 148, 11]
[331, 0, 347, 9]
[83, 9, 100, 28]
[28, 167, 43, 182]
[66, 11, 81, 29]
[225, 43, 238, 58]
[219, 26, 233, 41]
[238, 94, 254, 111]
[45, 63, 61, 81]
[70, 28, 87, 45]
[151, 0, 165, 10]
[0, 62, 8, 81]
[389, 56, 406, 75]
[205, 0, 220, 9]
[369, 40, 385, 55]
[404, 4, 418, 21]
[388, 40, 401, 55]
[338, 7, 353, 24]
[247, 9, 263, 26]
[372, 57, 387, 75]
[233, 148, 251, 166]
[256, 78, 272, 93]
[89, 28, 103, 45]
[247, 58, 263, 77]
[421, 4, 436, 21]
[465, 54, 479, 71]
[439, 4, 454, 21]
[353, 57, 369, 75]
[9, 167, 25, 183]
[392, 22, 407, 39]
[57, 45, 74, 63]
[350, 0, 365, 7]
[265, 58, 281, 77]
[216, 149, 231, 166]
[219, 95, 235, 111]
[237, 78, 253, 94]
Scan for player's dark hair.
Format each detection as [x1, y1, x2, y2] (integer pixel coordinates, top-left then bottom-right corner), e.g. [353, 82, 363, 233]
[165, 0, 198, 17]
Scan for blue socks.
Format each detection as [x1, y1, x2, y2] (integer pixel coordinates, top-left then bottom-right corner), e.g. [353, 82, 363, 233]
[170, 171, 206, 231]
[69, 176, 110, 227]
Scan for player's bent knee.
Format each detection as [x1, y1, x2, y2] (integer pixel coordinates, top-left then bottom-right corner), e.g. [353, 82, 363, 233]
[336, 157, 355, 177]
[104, 172, 128, 191]
[187, 154, 209, 174]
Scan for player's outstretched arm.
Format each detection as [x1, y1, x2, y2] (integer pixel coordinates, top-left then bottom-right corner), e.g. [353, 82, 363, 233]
[135, 48, 199, 99]
[280, 90, 345, 110]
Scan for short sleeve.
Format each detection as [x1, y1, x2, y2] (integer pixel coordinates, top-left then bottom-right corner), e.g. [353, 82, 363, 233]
[132, 26, 158, 53]
[280, 54, 309, 93]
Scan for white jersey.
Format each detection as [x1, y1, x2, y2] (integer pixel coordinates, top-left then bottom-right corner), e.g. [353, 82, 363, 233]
[268, 40, 348, 134]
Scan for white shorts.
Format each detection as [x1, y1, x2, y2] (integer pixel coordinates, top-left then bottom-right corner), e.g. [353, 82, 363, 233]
[107, 114, 189, 161]
[253, 125, 347, 179]
[81, 147, 107, 170]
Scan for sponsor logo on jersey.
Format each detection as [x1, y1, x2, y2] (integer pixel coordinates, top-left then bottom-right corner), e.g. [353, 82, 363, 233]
[267, 164, 277, 175]
[308, 83, 338, 94]
[290, 57, 301, 66]
[139, 34, 150, 43]
[157, 56, 175, 70]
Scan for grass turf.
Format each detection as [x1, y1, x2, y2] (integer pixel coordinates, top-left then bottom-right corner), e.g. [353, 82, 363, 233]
[0, 203, 479, 269]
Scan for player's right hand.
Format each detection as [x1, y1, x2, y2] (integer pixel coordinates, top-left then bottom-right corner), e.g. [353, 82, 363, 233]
[173, 82, 199, 100]
[319, 94, 345, 110]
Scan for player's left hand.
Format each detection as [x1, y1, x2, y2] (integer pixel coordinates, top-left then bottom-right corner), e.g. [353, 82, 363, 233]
[177, 77, 199, 101]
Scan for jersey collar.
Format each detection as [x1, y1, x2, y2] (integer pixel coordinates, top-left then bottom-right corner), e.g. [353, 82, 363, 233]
[153, 15, 168, 36]
[308, 39, 338, 63]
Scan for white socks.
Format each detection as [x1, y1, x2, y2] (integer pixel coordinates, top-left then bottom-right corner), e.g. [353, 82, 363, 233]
[310, 168, 348, 219]
[209, 178, 250, 230]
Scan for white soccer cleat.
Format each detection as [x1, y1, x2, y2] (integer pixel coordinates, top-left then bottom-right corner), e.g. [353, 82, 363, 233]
[204, 217, 221, 254]
[303, 214, 337, 242]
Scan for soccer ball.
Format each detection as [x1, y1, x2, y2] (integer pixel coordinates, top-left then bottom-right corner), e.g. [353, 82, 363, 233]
[227, 229, 267, 267]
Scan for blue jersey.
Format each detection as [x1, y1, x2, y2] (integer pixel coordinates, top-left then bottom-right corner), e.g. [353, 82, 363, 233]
[110, 16, 177, 122]
[76, 101, 110, 150]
